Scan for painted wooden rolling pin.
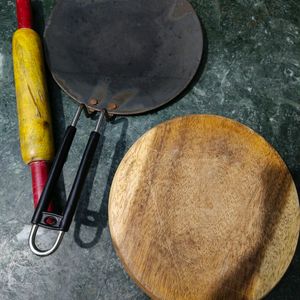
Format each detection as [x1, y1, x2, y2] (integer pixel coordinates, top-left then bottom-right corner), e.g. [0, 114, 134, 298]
[12, 0, 54, 209]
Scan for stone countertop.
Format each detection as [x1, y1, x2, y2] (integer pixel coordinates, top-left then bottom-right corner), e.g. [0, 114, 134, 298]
[0, 0, 299, 299]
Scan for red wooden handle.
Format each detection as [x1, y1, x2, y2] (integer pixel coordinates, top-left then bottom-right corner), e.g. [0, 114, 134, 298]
[16, 0, 32, 29]
[29, 161, 53, 211]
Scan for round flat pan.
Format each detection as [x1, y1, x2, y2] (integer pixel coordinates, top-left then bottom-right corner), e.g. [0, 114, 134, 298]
[44, 0, 203, 115]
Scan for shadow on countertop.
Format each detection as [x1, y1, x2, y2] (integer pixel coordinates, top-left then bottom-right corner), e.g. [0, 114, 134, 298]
[73, 118, 128, 248]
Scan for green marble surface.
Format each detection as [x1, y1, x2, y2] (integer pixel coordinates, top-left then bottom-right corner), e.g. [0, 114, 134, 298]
[0, 0, 299, 299]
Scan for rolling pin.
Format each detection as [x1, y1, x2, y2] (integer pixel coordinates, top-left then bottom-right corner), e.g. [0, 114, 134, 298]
[12, 0, 54, 209]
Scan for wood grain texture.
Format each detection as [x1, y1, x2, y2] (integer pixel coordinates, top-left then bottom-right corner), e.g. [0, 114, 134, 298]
[109, 115, 300, 300]
[13, 28, 54, 164]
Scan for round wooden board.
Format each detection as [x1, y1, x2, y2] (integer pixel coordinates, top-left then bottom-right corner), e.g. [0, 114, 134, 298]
[109, 115, 300, 300]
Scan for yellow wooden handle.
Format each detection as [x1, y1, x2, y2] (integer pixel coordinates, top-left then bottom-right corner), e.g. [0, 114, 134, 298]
[13, 28, 54, 164]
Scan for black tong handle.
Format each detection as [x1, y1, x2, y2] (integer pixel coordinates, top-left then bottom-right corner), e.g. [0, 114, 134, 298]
[29, 108, 106, 256]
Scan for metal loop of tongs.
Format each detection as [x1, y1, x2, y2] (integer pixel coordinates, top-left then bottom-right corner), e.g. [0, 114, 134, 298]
[29, 106, 107, 256]
[29, 225, 65, 256]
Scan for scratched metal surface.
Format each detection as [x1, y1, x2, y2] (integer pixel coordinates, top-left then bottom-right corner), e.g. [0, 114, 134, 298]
[0, 0, 299, 299]
[44, 0, 203, 115]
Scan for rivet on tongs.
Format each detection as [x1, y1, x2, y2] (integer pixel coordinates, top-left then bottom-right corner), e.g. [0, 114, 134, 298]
[88, 98, 99, 106]
[107, 102, 118, 111]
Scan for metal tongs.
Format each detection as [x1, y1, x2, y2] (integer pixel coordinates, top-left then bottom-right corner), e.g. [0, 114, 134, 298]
[29, 108, 106, 256]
